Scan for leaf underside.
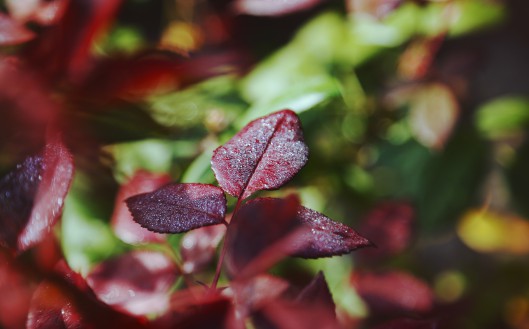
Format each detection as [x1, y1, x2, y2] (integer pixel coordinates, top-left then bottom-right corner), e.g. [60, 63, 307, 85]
[211, 109, 308, 200]
[126, 183, 227, 234]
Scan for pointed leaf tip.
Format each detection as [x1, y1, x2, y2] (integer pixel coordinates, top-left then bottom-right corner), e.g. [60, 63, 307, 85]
[211, 109, 308, 200]
[126, 183, 227, 234]
[293, 206, 373, 258]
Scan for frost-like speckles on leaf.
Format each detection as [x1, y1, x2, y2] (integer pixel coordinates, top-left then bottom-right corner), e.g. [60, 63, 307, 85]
[211, 109, 308, 200]
[126, 183, 227, 234]
[292, 206, 373, 258]
[0, 135, 74, 252]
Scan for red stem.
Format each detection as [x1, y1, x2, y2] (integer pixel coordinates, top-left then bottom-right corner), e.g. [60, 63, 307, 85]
[210, 197, 243, 291]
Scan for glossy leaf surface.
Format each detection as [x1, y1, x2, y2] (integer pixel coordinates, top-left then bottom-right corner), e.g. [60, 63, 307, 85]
[87, 250, 178, 316]
[111, 170, 170, 244]
[0, 136, 74, 252]
[211, 109, 308, 200]
[126, 183, 227, 234]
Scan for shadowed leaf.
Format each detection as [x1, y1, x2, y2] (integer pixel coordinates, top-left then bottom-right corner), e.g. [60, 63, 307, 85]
[296, 271, 335, 317]
[211, 109, 308, 200]
[226, 196, 304, 278]
[126, 183, 227, 234]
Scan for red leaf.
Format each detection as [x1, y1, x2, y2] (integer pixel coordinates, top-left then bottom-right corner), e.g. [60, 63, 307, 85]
[211, 109, 308, 200]
[231, 274, 290, 318]
[0, 250, 36, 329]
[181, 224, 226, 274]
[292, 205, 373, 258]
[27, 261, 149, 329]
[111, 170, 171, 244]
[234, 0, 323, 16]
[372, 318, 438, 329]
[78, 54, 181, 101]
[23, 0, 123, 81]
[126, 183, 227, 234]
[0, 135, 74, 252]
[351, 271, 435, 316]
[153, 289, 239, 329]
[251, 298, 340, 329]
[87, 250, 178, 316]
[357, 201, 415, 263]
[296, 271, 335, 318]
[225, 196, 305, 279]
[0, 13, 35, 46]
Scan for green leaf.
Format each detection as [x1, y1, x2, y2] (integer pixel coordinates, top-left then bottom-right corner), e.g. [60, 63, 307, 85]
[147, 75, 246, 129]
[61, 173, 126, 275]
[475, 96, 529, 138]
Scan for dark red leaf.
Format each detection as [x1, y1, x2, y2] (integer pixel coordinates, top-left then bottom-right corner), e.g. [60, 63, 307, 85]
[225, 196, 306, 279]
[153, 288, 239, 329]
[0, 250, 36, 329]
[181, 224, 226, 274]
[296, 271, 335, 318]
[0, 13, 35, 45]
[231, 274, 290, 318]
[27, 261, 149, 329]
[23, 0, 123, 81]
[211, 109, 308, 200]
[126, 183, 227, 234]
[78, 54, 181, 101]
[251, 298, 340, 329]
[87, 250, 178, 316]
[291, 205, 373, 258]
[111, 170, 171, 244]
[351, 271, 435, 316]
[357, 201, 415, 263]
[0, 135, 74, 252]
[234, 0, 323, 16]
[372, 318, 438, 329]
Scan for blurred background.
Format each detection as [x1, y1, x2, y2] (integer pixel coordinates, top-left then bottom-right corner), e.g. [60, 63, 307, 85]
[2, 0, 529, 328]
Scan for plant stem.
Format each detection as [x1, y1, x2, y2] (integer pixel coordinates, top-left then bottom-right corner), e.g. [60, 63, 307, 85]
[210, 198, 243, 291]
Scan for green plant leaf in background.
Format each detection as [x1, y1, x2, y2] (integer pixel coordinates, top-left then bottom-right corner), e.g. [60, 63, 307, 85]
[61, 173, 126, 275]
[476, 96, 529, 139]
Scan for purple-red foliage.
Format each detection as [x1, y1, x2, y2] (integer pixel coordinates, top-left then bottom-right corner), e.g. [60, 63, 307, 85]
[86, 250, 178, 316]
[111, 171, 170, 244]
[357, 201, 415, 263]
[211, 109, 308, 200]
[351, 270, 435, 317]
[0, 135, 74, 252]
[126, 183, 227, 234]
